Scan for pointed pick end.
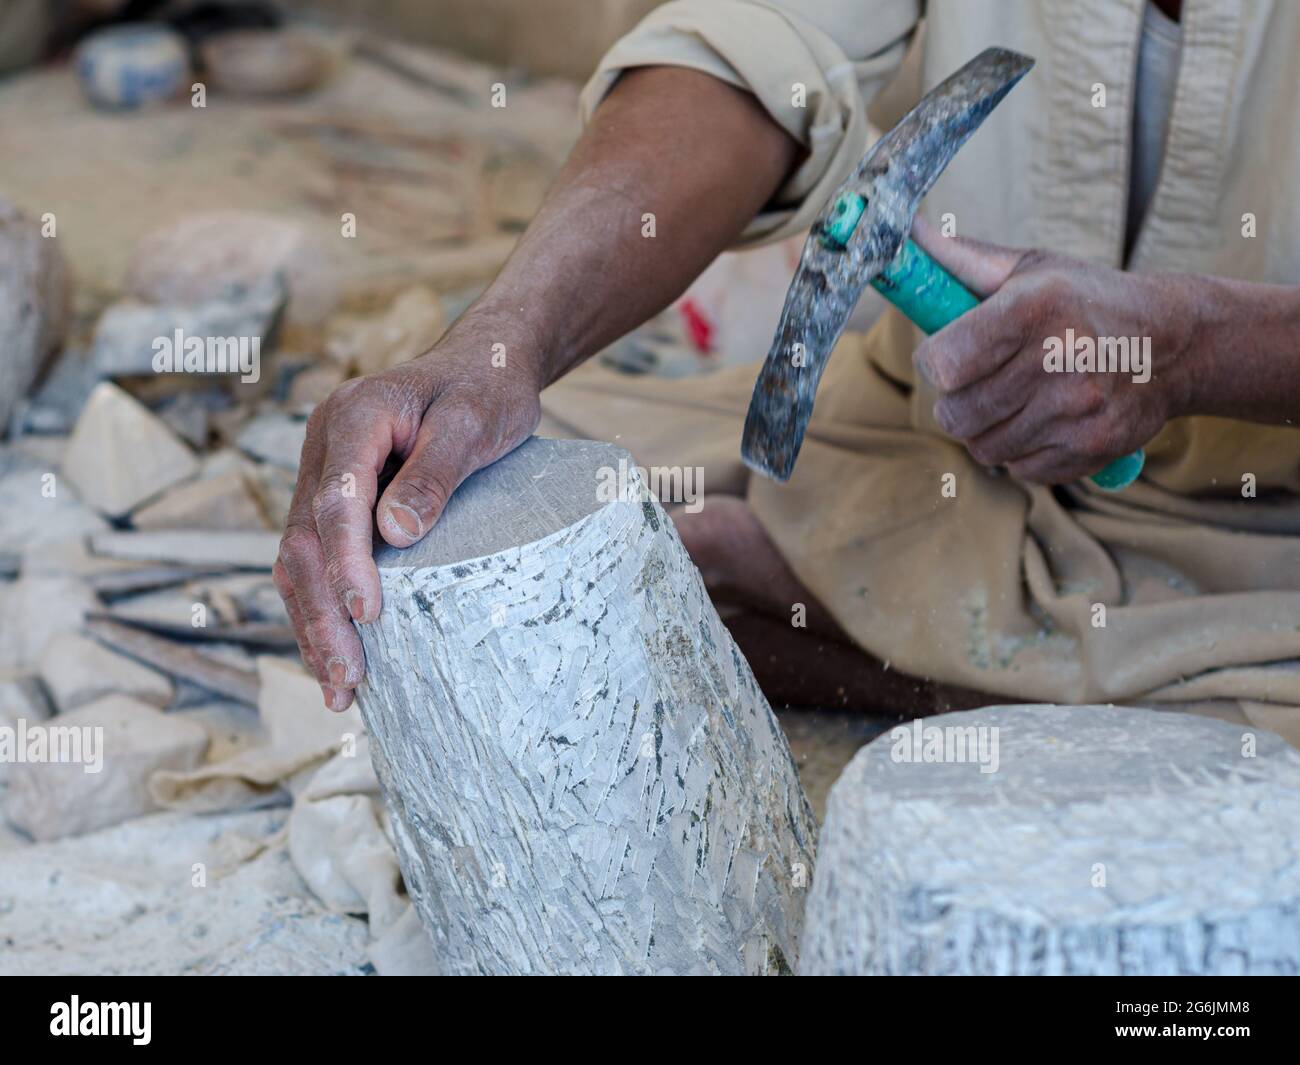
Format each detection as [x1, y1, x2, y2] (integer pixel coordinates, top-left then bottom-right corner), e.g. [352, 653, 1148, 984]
[740, 419, 797, 483]
[982, 46, 1035, 83]
[741, 449, 793, 484]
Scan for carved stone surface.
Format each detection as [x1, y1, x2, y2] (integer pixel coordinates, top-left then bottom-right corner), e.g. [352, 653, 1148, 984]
[0, 198, 69, 433]
[801, 704, 1300, 975]
[356, 437, 816, 975]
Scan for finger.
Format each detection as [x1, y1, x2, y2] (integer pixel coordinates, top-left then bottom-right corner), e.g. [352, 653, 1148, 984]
[913, 285, 1029, 393]
[1006, 438, 1119, 487]
[376, 400, 494, 548]
[278, 414, 366, 706]
[1006, 445, 1079, 486]
[278, 519, 365, 708]
[933, 346, 1041, 441]
[276, 416, 342, 710]
[312, 405, 392, 626]
[910, 214, 1027, 298]
[272, 559, 327, 684]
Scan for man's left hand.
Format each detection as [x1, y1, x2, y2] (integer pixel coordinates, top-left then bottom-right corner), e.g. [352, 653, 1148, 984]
[910, 218, 1197, 485]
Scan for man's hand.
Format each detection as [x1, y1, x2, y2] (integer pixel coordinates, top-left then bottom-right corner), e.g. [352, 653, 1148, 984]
[273, 322, 542, 712]
[272, 67, 800, 712]
[910, 219, 1197, 485]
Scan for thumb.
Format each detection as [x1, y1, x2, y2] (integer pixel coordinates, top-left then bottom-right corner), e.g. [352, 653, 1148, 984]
[375, 400, 495, 549]
[909, 215, 1027, 299]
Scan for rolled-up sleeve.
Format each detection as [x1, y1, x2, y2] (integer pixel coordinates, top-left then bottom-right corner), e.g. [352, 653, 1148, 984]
[580, 0, 922, 246]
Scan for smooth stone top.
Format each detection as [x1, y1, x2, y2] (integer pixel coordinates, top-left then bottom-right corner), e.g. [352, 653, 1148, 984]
[373, 437, 634, 571]
[844, 703, 1297, 806]
[818, 704, 1300, 929]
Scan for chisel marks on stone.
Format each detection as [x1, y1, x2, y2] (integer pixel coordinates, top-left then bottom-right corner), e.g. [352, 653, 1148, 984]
[357, 438, 816, 975]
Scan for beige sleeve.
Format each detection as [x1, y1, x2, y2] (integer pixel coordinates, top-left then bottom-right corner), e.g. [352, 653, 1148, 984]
[580, 0, 922, 247]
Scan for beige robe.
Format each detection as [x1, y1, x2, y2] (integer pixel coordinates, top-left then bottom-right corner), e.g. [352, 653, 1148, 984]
[539, 0, 1300, 744]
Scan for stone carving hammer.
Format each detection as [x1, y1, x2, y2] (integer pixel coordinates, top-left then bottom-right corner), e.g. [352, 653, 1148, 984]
[741, 46, 1145, 491]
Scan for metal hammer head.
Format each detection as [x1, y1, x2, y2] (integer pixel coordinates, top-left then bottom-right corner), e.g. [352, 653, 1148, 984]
[741, 47, 1034, 482]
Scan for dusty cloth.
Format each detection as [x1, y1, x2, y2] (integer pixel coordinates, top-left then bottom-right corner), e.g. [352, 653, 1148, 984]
[149, 656, 437, 973]
[539, 0, 1300, 746]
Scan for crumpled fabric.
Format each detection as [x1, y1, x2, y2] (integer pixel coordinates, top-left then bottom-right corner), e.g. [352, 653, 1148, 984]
[149, 656, 436, 974]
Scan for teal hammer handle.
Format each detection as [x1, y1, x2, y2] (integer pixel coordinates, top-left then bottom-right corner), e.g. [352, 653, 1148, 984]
[870, 238, 1144, 491]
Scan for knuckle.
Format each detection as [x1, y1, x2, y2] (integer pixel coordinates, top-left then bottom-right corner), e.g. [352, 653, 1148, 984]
[437, 392, 503, 450]
[1060, 384, 1093, 418]
[278, 523, 317, 563]
[327, 376, 367, 408]
[305, 614, 346, 648]
[923, 350, 957, 392]
[1031, 272, 1072, 318]
[271, 559, 297, 599]
[396, 466, 455, 511]
[305, 621, 335, 652]
[1078, 423, 1113, 461]
[1013, 247, 1055, 276]
[311, 482, 349, 524]
[933, 397, 959, 435]
[323, 554, 358, 596]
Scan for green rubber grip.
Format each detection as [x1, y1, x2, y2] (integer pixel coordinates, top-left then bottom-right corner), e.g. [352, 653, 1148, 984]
[869, 236, 1145, 492]
[870, 236, 980, 335]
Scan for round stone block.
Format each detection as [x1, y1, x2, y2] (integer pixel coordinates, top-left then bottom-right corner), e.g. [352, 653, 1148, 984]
[801, 704, 1300, 975]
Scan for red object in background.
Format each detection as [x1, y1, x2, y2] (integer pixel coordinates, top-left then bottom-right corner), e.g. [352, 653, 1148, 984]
[678, 297, 715, 355]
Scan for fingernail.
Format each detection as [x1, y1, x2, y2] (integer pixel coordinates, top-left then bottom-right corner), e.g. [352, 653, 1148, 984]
[320, 684, 336, 709]
[346, 589, 367, 621]
[327, 657, 349, 687]
[386, 503, 423, 539]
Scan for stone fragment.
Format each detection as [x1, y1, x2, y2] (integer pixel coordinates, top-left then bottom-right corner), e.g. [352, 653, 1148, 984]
[91, 275, 284, 378]
[0, 468, 109, 556]
[245, 462, 297, 528]
[125, 209, 337, 327]
[38, 632, 174, 712]
[62, 383, 199, 518]
[800, 704, 1300, 976]
[0, 674, 52, 784]
[3, 694, 208, 841]
[325, 285, 444, 376]
[83, 617, 261, 707]
[357, 437, 816, 975]
[110, 586, 231, 628]
[0, 674, 51, 727]
[0, 198, 70, 432]
[0, 577, 99, 673]
[286, 361, 347, 407]
[234, 411, 308, 470]
[89, 529, 279, 570]
[131, 469, 268, 531]
[153, 389, 221, 449]
[150, 656, 360, 813]
[14, 346, 101, 435]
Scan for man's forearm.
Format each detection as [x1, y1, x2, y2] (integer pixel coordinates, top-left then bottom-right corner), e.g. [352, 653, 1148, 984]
[450, 66, 802, 388]
[1174, 275, 1300, 426]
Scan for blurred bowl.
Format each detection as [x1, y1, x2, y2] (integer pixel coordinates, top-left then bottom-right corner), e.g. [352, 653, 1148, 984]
[199, 28, 338, 97]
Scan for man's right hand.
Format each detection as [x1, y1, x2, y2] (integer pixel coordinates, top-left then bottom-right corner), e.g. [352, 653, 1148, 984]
[273, 326, 542, 712]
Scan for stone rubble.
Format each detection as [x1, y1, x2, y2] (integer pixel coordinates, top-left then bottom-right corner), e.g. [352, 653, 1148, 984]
[62, 383, 200, 517]
[3, 694, 209, 841]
